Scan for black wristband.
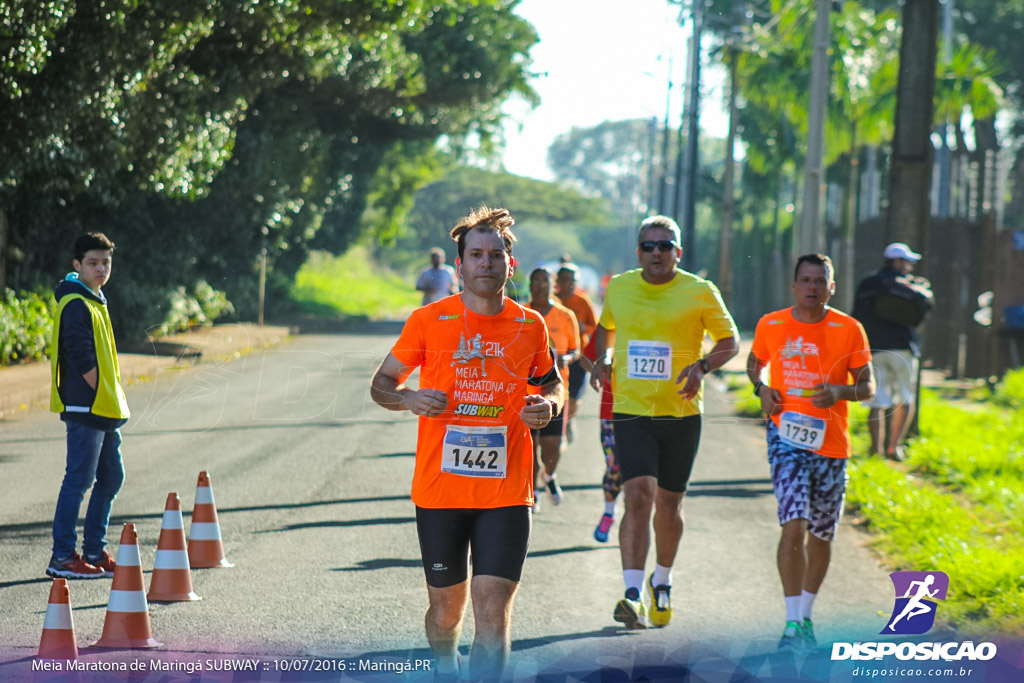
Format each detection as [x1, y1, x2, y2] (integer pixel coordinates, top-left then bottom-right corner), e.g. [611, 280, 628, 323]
[699, 358, 711, 374]
[753, 381, 764, 398]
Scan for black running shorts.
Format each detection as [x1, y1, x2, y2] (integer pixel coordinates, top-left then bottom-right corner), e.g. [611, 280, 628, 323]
[611, 413, 702, 493]
[415, 505, 532, 587]
[567, 361, 588, 400]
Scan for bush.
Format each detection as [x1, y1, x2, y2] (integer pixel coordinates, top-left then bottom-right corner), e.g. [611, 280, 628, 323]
[153, 281, 235, 337]
[0, 289, 56, 366]
[992, 367, 1024, 412]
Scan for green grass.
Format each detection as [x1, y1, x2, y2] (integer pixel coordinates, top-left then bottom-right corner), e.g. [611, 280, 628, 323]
[849, 387, 1024, 637]
[726, 372, 1024, 637]
[290, 246, 421, 320]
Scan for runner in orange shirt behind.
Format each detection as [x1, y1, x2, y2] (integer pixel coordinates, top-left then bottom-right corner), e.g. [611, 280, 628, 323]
[556, 263, 597, 443]
[527, 267, 580, 508]
[371, 207, 564, 681]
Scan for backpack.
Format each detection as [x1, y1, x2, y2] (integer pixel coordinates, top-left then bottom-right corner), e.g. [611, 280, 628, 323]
[874, 276, 934, 328]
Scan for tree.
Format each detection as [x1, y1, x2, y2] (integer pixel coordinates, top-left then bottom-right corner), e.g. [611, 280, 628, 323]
[1, 0, 539, 336]
[391, 167, 614, 274]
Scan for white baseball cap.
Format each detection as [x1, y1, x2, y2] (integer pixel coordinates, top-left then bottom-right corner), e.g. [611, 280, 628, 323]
[883, 242, 921, 262]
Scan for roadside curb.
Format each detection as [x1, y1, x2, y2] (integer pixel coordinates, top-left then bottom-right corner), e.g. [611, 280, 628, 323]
[0, 324, 289, 421]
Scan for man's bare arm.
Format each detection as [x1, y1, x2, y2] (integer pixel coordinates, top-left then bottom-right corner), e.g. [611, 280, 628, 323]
[371, 353, 448, 417]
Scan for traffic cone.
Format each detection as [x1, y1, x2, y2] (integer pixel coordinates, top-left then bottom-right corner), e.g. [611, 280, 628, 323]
[37, 578, 78, 660]
[93, 523, 161, 649]
[147, 493, 201, 602]
[187, 471, 233, 568]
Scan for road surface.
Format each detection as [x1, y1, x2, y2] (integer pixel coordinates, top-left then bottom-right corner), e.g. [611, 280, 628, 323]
[0, 326, 896, 681]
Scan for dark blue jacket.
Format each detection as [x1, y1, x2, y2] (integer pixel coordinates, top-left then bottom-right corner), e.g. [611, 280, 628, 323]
[851, 266, 921, 356]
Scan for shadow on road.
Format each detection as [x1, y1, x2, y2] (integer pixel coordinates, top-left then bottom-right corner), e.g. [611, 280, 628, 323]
[687, 477, 773, 499]
[257, 516, 415, 533]
[0, 494, 414, 541]
[512, 625, 634, 652]
[334, 558, 422, 572]
[529, 545, 615, 559]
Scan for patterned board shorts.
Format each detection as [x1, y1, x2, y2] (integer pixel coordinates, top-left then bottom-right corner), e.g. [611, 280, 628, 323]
[766, 420, 849, 541]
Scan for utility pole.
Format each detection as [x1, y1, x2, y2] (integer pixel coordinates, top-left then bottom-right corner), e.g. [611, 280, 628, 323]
[679, 0, 703, 271]
[0, 209, 7, 292]
[935, 0, 954, 217]
[718, 51, 738, 303]
[798, 0, 831, 257]
[657, 56, 675, 215]
[258, 229, 268, 327]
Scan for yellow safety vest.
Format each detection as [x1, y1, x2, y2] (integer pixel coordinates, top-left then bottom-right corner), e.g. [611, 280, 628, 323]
[50, 293, 131, 420]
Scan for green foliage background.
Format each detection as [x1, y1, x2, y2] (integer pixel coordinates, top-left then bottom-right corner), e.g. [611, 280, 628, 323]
[1, 0, 538, 340]
[0, 290, 55, 365]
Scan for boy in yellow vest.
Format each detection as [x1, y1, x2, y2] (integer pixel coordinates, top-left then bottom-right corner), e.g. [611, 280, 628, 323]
[47, 232, 131, 579]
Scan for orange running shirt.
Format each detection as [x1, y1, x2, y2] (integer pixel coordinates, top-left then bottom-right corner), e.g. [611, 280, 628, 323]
[750, 307, 872, 459]
[538, 301, 580, 385]
[559, 290, 597, 348]
[389, 296, 557, 509]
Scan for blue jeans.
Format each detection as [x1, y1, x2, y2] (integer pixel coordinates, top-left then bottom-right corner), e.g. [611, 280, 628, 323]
[52, 421, 125, 559]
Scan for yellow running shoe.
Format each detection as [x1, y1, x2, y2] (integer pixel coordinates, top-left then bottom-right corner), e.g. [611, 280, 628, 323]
[613, 589, 649, 629]
[646, 573, 673, 627]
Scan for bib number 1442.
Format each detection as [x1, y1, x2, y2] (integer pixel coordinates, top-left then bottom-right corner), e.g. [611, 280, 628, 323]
[442, 425, 508, 478]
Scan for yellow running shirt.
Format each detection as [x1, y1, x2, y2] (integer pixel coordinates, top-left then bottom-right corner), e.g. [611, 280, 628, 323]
[600, 269, 738, 417]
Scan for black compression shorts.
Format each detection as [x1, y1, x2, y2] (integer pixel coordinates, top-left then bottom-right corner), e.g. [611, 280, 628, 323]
[567, 361, 588, 400]
[611, 413, 702, 493]
[415, 505, 531, 587]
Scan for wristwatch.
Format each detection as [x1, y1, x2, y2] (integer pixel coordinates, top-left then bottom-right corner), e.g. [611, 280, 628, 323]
[753, 381, 764, 398]
[699, 358, 711, 374]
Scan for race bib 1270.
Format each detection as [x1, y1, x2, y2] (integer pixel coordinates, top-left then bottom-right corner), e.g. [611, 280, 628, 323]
[441, 425, 507, 478]
[778, 411, 827, 451]
[627, 340, 672, 380]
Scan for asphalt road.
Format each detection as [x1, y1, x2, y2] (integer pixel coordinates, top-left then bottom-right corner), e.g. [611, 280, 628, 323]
[0, 327, 896, 681]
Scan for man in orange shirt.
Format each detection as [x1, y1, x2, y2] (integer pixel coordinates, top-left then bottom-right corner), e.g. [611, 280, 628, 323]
[370, 207, 564, 681]
[747, 253, 875, 651]
[556, 263, 597, 442]
[528, 268, 580, 507]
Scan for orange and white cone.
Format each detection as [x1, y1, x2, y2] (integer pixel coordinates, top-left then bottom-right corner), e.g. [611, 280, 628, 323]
[187, 471, 233, 568]
[37, 578, 78, 661]
[93, 523, 161, 649]
[147, 493, 201, 602]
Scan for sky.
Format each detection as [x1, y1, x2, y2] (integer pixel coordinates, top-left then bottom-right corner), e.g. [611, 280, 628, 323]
[500, 0, 728, 182]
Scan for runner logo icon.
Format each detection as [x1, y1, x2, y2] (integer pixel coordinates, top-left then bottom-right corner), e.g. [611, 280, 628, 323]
[882, 571, 949, 635]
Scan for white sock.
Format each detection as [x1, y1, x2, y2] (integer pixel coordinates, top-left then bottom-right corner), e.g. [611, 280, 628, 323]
[436, 652, 460, 675]
[604, 501, 615, 516]
[801, 590, 817, 621]
[623, 569, 644, 596]
[543, 472, 555, 483]
[651, 563, 672, 587]
[785, 595, 802, 622]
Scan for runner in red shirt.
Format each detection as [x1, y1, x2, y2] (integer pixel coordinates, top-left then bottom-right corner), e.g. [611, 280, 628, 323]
[371, 207, 563, 681]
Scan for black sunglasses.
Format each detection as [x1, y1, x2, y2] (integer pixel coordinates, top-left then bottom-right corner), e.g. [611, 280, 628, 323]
[639, 240, 678, 253]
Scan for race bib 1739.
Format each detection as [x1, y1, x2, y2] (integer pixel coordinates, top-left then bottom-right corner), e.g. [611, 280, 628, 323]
[778, 411, 827, 451]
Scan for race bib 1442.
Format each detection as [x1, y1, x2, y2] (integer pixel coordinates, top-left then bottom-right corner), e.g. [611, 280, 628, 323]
[441, 425, 508, 478]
